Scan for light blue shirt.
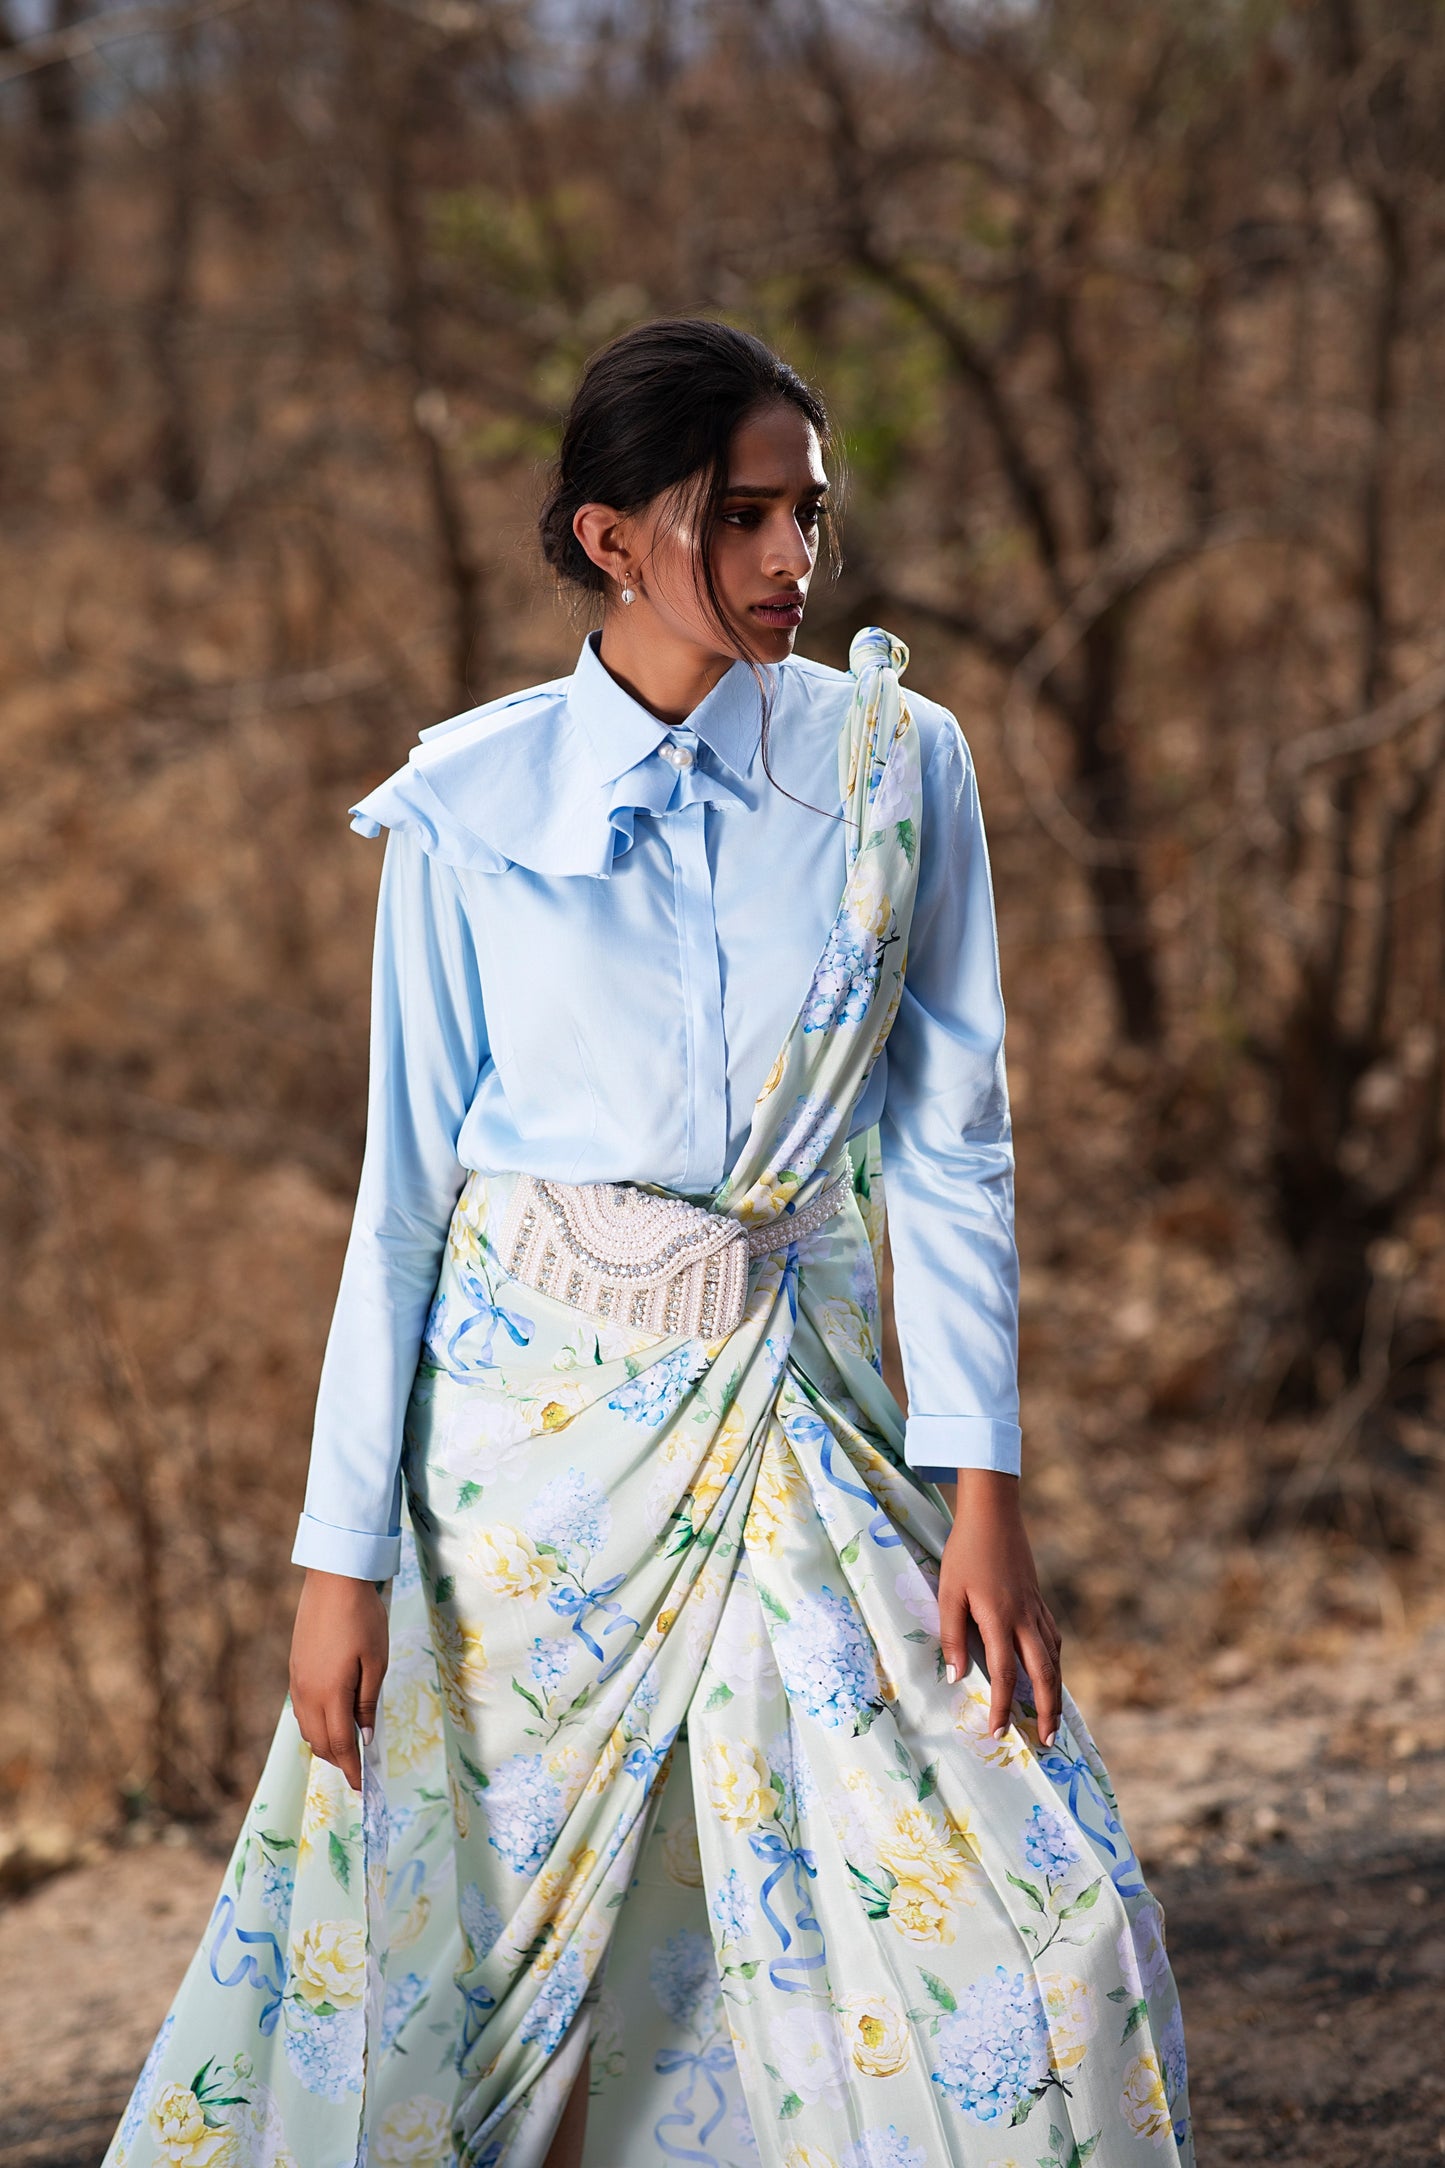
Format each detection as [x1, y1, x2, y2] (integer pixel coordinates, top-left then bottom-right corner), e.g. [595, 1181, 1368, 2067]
[293, 631, 1022, 1581]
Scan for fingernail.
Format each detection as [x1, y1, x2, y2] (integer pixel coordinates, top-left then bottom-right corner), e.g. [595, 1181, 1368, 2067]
[1042, 1731, 1057, 1747]
[945, 1664, 957, 1685]
[360, 1726, 374, 1747]
[991, 1725, 1007, 1739]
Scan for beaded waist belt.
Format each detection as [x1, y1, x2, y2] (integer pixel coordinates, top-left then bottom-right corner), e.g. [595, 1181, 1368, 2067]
[495, 1166, 854, 1343]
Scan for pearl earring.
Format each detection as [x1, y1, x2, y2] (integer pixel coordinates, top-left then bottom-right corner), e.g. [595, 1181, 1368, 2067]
[620, 585, 636, 605]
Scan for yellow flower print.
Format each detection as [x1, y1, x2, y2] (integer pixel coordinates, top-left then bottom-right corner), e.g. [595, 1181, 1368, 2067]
[373, 2092, 453, 2167]
[886, 1875, 956, 1945]
[385, 1633, 446, 1779]
[390, 1891, 432, 1950]
[466, 1523, 555, 1602]
[289, 1918, 366, 2010]
[702, 1737, 779, 1833]
[875, 1800, 979, 1907]
[953, 1682, 1033, 1768]
[505, 1845, 598, 1965]
[782, 2147, 840, 2168]
[147, 2085, 241, 2167]
[813, 1297, 877, 1369]
[736, 1170, 800, 1225]
[847, 853, 893, 937]
[448, 1762, 471, 1839]
[662, 1813, 705, 1887]
[756, 1046, 788, 1104]
[583, 1728, 626, 1801]
[743, 1436, 809, 1554]
[1121, 2051, 1173, 2144]
[1038, 1971, 1098, 2073]
[431, 1608, 488, 1730]
[688, 1410, 748, 1523]
[838, 1989, 910, 2076]
[296, 1760, 346, 1864]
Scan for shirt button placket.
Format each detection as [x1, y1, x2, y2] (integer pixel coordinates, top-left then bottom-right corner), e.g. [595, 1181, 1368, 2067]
[664, 732, 726, 1192]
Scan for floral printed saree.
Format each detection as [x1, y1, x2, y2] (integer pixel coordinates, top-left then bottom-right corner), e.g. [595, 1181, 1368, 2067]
[106, 630, 1194, 2168]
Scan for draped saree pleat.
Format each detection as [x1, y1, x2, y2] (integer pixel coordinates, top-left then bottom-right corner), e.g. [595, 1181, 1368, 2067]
[106, 631, 1194, 2168]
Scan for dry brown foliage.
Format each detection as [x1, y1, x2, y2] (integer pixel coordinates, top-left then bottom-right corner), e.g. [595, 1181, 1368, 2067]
[1, 0, 1443, 1839]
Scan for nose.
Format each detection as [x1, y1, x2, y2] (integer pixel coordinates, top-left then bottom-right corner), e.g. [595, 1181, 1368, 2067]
[765, 514, 815, 580]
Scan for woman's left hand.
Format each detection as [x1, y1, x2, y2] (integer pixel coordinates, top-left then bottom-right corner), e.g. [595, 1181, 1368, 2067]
[936, 1468, 1062, 1748]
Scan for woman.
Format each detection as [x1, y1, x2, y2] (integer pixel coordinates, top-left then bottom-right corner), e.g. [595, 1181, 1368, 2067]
[107, 319, 1193, 2168]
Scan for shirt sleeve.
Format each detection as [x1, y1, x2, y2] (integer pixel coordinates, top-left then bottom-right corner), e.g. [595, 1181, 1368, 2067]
[292, 828, 488, 1579]
[878, 710, 1022, 1484]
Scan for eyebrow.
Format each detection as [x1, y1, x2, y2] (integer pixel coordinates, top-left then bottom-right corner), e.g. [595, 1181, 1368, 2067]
[723, 481, 831, 499]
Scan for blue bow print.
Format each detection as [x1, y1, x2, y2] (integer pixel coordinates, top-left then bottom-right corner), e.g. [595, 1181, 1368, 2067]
[547, 1573, 640, 1678]
[1037, 1743, 1147, 1899]
[654, 2040, 735, 2165]
[747, 1829, 826, 1992]
[206, 1895, 286, 2034]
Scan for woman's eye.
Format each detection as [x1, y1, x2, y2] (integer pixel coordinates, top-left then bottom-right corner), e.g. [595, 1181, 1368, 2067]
[722, 508, 761, 528]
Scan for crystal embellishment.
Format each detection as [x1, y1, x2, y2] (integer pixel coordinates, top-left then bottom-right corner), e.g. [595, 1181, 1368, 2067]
[496, 1167, 853, 1342]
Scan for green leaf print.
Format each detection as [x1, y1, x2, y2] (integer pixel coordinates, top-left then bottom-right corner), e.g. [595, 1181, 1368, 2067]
[328, 1829, 351, 1892]
[457, 1481, 483, 1510]
[1006, 1871, 1046, 1913]
[839, 1531, 862, 1565]
[916, 1759, 939, 1801]
[846, 1861, 896, 1918]
[778, 2092, 804, 2120]
[1058, 1877, 1104, 1918]
[918, 1969, 957, 2014]
[512, 1679, 546, 1717]
[903, 1627, 931, 1643]
[895, 817, 917, 863]
[1007, 2083, 1044, 2127]
[704, 1681, 734, 1711]
[458, 1748, 491, 1795]
[756, 1584, 791, 1623]
[433, 1575, 456, 1605]
[1119, 1996, 1150, 2044]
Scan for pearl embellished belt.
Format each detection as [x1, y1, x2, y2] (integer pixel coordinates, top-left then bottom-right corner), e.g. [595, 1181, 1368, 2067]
[495, 1165, 854, 1343]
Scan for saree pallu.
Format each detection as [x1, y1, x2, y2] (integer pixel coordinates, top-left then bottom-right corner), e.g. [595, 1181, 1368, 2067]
[106, 632, 1195, 2168]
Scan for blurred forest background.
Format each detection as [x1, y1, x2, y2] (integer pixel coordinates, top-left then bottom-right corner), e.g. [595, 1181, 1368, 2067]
[1, 0, 1444, 1892]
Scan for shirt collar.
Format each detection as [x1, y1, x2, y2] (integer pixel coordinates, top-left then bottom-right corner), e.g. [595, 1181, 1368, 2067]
[566, 630, 767, 785]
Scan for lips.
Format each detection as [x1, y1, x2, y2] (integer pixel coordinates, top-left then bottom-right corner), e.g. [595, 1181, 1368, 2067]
[750, 594, 805, 625]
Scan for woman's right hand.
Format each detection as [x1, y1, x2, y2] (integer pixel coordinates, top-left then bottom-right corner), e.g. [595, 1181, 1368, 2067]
[289, 1570, 390, 1793]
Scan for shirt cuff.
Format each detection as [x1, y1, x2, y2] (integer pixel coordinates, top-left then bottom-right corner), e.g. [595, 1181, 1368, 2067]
[292, 1512, 402, 1582]
[902, 1414, 1022, 1483]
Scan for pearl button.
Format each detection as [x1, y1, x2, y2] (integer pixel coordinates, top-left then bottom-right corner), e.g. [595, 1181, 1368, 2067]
[659, 739, 694, 769]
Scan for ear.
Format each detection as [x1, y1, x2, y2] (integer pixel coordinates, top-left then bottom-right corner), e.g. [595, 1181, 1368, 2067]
[572, 503, 634, 591]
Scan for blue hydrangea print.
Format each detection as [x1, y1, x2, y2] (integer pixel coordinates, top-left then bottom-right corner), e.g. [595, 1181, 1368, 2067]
[460, 1881, 505, 1960]
[526, 1466, 611, 1562]
[284, 2003, 364, 2102]
[773, 1588, 881, 1730]
[259, 1854, 295, 1927]
[484, 1753, 564, 1876]
[607, 1340, 709, 1427]
[1021, 1802, 1080, 1882]
[801, 914, 879, 1032]
[520, 1946, 586, 2055]
[528, 1635, 572, 1693]
[381, 1970, 427, 2052]
[115, 2013, 174, 2152]
[844, 2129, 927, 2168]
[931, 1965, 1051, 2124]
[709, 1868, 754, 1946]
[649, 1930, 721, 2033]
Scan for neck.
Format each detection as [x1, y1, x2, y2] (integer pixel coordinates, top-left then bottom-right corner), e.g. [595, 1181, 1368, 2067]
[595, 609, 741, 726]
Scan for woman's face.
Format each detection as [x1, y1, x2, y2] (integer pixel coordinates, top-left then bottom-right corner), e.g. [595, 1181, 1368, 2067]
[628, 400, 830, 663]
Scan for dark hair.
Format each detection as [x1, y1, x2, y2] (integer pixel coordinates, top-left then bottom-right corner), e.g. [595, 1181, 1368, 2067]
[538, 317, 841, 653]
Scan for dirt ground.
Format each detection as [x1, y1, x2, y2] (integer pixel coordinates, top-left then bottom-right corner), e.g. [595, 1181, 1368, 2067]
[2, 1619, 1443, 2168]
